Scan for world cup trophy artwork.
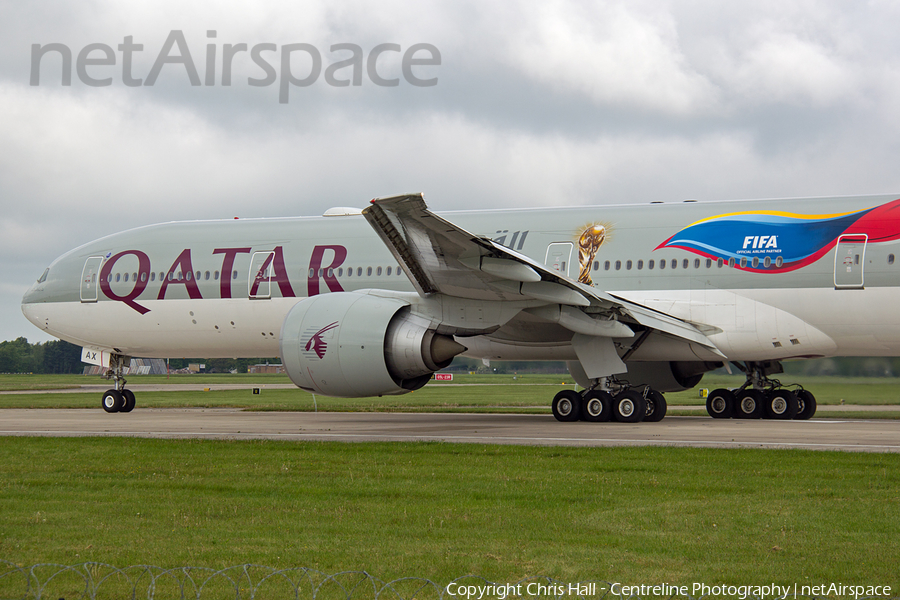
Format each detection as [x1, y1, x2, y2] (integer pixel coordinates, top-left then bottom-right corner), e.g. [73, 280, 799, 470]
[576, 223, 610, 285]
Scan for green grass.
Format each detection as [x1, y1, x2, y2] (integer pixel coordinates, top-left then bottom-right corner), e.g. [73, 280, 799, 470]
[0, 438, 898, 595]
[2, 373, 900, 415]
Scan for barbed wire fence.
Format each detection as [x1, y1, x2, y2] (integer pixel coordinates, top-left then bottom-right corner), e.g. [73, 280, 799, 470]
[0, 563, 588, 600]
[2, 563, 897, 600]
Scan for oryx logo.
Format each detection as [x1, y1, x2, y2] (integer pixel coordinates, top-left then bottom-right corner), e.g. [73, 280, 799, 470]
[304, 321, 339, 359]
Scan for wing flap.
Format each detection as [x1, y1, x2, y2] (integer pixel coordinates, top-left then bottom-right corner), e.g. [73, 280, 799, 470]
[362, 193, 724, 355]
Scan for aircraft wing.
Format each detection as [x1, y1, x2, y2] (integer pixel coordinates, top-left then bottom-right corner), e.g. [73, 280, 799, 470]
[363, 193, 723, 355]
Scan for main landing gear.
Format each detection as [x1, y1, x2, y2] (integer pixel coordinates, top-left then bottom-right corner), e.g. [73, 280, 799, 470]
[100, 355, 136, 414]
[705, 361, 817, 420]
[552, 379, 667, 423]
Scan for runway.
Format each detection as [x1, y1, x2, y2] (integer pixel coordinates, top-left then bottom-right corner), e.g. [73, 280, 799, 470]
[1, 408, 899, 452]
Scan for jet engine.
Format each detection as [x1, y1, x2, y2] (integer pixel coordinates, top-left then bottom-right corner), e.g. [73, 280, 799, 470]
[280, 292, 466, 397]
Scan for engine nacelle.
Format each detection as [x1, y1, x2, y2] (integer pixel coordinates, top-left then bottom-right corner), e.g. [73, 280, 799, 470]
[618, 360, 721, 392]
[280, 292, 466, 397]
[567, 359, 721, 392]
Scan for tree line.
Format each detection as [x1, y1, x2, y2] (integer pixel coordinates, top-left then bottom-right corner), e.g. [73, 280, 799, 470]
[0, 338, 84, 374]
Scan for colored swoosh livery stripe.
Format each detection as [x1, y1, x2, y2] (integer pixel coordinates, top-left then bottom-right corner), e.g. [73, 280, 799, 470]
[655, 198, 900, 272]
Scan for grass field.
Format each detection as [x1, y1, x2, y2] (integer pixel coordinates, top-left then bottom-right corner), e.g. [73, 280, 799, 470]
[1, 373, 899, 417]
[1, 437, 898, 595]
[2, 374, 899, 598]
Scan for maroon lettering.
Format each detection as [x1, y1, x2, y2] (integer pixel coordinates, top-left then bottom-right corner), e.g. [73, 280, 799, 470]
[308, 245, 347, 296]
[157, 249, 203, 300]
[250, 246, 296, 298]
[212, 247, 251, 298]
[99, 250, 152, 314]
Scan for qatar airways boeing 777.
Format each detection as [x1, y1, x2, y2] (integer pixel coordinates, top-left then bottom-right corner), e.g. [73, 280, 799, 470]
[21, 193, 900, 422]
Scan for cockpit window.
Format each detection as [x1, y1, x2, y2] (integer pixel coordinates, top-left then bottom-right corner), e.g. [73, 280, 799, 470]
[37, 268, 49, 284]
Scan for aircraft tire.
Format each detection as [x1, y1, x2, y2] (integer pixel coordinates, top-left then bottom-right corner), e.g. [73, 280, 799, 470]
[765, 389, 799, 419]
[581, 390, 612, 422]
[101, 389, 123, 413]
[795, 390, 817, 420]
[644, 389, 667, 422]
[121, 389, 136, 413]
[706, 389, 735, 418]
[613, 390, 646, 423]
[734, 389, 765, 419]
[552, 390, 581, 422]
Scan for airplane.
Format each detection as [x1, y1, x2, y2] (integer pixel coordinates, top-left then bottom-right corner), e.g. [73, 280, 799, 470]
[20, 192, 900, 422]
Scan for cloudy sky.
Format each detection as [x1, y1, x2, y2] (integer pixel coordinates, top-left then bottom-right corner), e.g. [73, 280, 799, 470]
[4, 0, 900, 344]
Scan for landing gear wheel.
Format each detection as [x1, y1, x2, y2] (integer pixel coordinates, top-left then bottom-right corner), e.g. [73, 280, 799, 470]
[707, 388, 735, 418]
[121, 389, 136, 413]
[552, 390, 582, 422]
[766, 389, 799, 419]
[644, 389, 667, 422]
[581, 390, 612, 422]
[734, 389, 765, 419]
[795, 390, 817, 420]
[101, 389, 124, 413]
[613, 390, 646, 423]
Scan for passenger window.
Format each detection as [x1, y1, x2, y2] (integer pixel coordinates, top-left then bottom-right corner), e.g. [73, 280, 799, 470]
[367, 267, 373, 276]
[123, 273, 128, 282]
[151, 272, 156, 282]
[637, 260, 643, 270]
[764, 257, 771, 268]
[683, 259, 689, 269]
[185, 271, 192, 281]
[671, 259, 677, 269]
[116, 273, 121, 282]
[214, 271, 220, 280]
[357, 267, 362, 276]
[889, 254, 895, 265]
[205, 271, 210, 280]
[660, 260, 666, 270]
[752, 257, 759, 268]
[338, 268, 344, 276]
[706, 259, 712, 268]
[728, 258, 735, 268]
[717, 258, 723, 268]
[604, 261, 610, 271]
[615, 260, 621, 270]
[775, 257, 783, 268]
[141, 272, 147, 282]
[196, 271, 201, 281]
[377, 266, 383, 276]
[347, 268, 353, 277]
[593, 261, 599, 271]
[648, 260, 654, 270]
[233, 270, 238, 279]
[626, 260, 632, 270]
[740, 257, 747, 268]
[386, 267, 391, 276]
[694, 259, 700, 269]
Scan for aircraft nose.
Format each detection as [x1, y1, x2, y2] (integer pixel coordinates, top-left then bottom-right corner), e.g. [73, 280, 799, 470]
[21, 268, 50, 328]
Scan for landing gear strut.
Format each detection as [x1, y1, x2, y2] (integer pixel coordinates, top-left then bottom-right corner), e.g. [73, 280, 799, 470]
[101, 354, 136, 413]
[707, 361, 816, 420]
[551, 377, 667, 424]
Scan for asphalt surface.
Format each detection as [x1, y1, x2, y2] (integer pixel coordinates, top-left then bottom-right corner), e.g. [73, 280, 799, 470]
[1, 408, 899, 452]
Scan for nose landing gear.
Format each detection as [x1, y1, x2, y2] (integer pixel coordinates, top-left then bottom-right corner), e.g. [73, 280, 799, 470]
[100, 354, 136, 413]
